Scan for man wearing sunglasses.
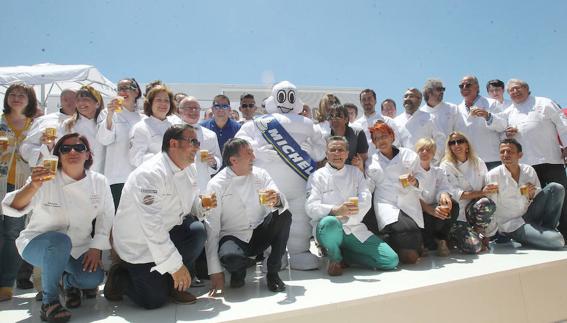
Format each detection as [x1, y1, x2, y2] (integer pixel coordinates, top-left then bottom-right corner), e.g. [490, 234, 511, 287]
[238, 93, 257, 124]
[454, 75, 507, 170]
[200, 95, 241, 156]
[105, 124, 209, 309]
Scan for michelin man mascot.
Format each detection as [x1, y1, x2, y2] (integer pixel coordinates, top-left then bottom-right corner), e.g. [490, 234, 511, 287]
[236, 81, 326, 270]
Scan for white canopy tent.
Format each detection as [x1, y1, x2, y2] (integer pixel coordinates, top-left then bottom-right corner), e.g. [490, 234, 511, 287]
[0, 63, 116, 114]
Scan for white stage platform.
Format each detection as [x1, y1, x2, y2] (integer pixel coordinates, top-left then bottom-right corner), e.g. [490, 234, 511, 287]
[2, 242, 567, 323]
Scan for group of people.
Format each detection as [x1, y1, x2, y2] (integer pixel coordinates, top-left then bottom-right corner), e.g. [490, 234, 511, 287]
[0, 75, 565, 322]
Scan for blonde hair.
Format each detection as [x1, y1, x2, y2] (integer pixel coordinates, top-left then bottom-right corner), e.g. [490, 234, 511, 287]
[414, 137, 436, 154]
[442, 132, 479, 169]
[316, 93, 340, 123]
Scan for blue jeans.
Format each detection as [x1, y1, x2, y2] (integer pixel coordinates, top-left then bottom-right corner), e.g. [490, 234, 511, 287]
[21, 231, 104, 304]
[0, 182, 25, 288]
[508, 183, 566, 250]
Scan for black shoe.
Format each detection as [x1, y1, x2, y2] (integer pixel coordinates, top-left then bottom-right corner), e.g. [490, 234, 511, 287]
[64, 287, 82, 308]
[103, 264, 129, 301]
[82, 288, 97, 299]
[230, 270, 246, 288]
[16, 279, 34, 290]
[35, 291, 43, 302]
[266, 272, 285, 292]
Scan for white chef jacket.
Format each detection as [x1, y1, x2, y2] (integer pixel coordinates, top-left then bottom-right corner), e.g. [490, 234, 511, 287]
[440, 156, 488, 221]
[20, 116, 106, 173]
[353, 112, 400, 146]
[112, 153, 204, 275]
[305, 163, 373, 242]
[394, 110, 446, 164]
[315, 121, 331, 138]
[454, 96, 507, 163]
[128, 116, 174, 168]
[419, 164, 452, 205]
[498, 96, 567, 165]
[185, 123, 222, 192]
[485, 164, 542, 236]
[96, 109, 144, 185]
[419, 101, 458, 138]
[204, 166, 288, 275]
[494, 99, 512, 112]
[366, 147, 424, 230]
[2, 170, 114, 259]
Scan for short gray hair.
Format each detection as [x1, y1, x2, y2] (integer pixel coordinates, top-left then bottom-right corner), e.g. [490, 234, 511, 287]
[507, 79, 530, 91]
[423, 79, 444, 102]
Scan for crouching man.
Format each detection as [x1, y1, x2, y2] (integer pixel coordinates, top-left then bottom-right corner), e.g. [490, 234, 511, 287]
[104, 124, 209, 309]
[306, 136, 398, 276]
[206, 138, 291, 294]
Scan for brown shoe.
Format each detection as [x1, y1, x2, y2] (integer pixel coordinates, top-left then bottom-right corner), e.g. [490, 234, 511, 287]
[170, 289, 197, 305]
[0, 287, 13, 302]
[435, 239, 450, 257]
[327, 261, 343, 276]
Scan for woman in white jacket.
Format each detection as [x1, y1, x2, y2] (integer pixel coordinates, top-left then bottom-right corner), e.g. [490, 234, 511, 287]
[97, 78, 143, 209]
[128, 85, 176, 168]
[366, 122, 424, 264]
[440, 132, 497, 254]
[2, 133, 114, 322]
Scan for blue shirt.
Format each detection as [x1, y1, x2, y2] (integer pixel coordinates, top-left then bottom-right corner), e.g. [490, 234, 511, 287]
[200, 118, 241, 153]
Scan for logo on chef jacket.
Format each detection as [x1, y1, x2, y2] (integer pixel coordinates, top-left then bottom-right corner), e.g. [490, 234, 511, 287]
[143, 195, 155, 205]
[90, 194, 101, 208]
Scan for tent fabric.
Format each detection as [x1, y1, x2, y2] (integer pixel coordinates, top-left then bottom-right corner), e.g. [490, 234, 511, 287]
[0, 63, 116, 108]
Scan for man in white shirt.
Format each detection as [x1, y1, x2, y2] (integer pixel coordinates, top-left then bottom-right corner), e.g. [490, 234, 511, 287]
[177, 97, 221, 191]
[353, 89, 399, 146]
[394, 88, 445, 164]
[454, 75, 507, 170]
[306, 136, 398, 276]
[486, 139, 564, 249]
[499, 79, 567, 238]
[486, 79, 511, 111]
[205, 138, 290, 293]
[104, 124, 208, 309]
[380, 98, 397, 119]
[420, 79, 458, 138]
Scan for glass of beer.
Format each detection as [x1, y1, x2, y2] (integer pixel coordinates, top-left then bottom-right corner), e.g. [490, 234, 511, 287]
[258, 189, 270, 206]
[42, 156, 58, 180]
[0, 136, 8, 152]
[114, 96, 124, 112]
[201, 193, 215, 210]
[520, 184, 530, 197]
[44, 127, 57, 144]
[348, 197, 359, 207]
[199, 150, 209, 163]
[399, 174, 410, 188]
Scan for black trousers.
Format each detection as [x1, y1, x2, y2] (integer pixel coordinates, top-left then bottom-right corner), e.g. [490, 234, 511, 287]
[422, 199, 460, 249]
[533, 163, 567, 237]
[219, 209, 291, 277]
[123, 216, 206, 309]
[381, 211, 422, 253]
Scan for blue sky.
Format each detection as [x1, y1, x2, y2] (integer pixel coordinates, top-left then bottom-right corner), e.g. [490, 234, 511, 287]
[1, 0, 566, 108]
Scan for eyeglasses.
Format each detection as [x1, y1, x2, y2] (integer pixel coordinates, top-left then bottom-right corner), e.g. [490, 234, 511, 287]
[459, 83, 472, 89]
[177, 137, 200, 147]
[213, 104, 230, 110]
[179, 106, 200, 112]
[59, 143, 88, 154]
[435, 87, 446, 92]
[327, 114, 345, 120]
[240, 104, 255, 109]
[448, 139, 467, 146]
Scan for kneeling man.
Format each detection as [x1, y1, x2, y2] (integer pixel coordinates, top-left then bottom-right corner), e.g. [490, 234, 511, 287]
[486, 139, 565, 249]
[105, 125, 208, 309]
[306, 136, 399, 276]
[206, 138, 291, 294]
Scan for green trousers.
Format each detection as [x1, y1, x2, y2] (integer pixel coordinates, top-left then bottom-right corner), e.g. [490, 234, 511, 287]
[316, 216, 399, 270]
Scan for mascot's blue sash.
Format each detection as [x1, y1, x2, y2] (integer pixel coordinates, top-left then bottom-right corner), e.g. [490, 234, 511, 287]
[254, 115, 316, 181]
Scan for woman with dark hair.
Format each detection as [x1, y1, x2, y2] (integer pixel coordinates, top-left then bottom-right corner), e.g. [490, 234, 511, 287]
[97, 78, 143, 209]
[21, 85, 106, 174]
[0, 83, 37, 301]
[2, 133, 114, 322]
[129, 85, 176, 167]
[440, 132, 496, 254]
[327, 104, 368, 171]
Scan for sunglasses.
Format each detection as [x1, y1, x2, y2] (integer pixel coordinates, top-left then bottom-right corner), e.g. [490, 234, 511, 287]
[240, 104, 255, 109]
[59, 143, 88, 154]
[213, 104, 230, 110]
[448, 139, 467, 146]
[459, 83, 472, 89]
[177, 137, 200, 147]
[435, 87, 446, 92]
